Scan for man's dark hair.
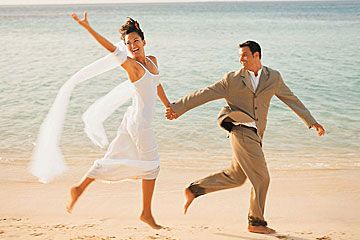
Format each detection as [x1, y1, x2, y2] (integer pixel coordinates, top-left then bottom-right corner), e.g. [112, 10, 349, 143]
[239, 41, 261, 59]
[119, 17, 145, 41]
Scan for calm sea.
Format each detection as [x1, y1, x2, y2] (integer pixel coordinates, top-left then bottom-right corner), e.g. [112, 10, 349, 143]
[1, 1, 359, 171]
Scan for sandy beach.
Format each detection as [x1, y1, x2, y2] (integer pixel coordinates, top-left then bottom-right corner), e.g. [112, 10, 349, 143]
[0, 162, 359, 240]
[1, 0, 360, 239]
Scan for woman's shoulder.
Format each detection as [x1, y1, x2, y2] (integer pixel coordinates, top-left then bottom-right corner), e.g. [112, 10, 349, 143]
[147, 55, 158, 67]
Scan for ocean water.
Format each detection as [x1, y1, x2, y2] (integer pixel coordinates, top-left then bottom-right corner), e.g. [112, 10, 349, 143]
[0, 1, 359, 171]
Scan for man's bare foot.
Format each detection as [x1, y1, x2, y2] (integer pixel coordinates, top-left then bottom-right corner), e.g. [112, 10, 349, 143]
[184, 187, 195, 214]
[140, 214, 162, 230]
[66, 186, 82, 213]
[248, 225, 276, 234]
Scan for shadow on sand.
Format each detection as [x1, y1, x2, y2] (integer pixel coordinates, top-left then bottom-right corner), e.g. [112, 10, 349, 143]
[214, 232, 312, 240]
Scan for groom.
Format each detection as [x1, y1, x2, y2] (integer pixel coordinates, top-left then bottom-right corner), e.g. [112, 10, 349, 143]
[166, 41, 325, 234]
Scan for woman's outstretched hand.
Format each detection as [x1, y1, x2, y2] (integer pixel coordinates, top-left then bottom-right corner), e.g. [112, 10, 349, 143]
[71, 12, 90, 29]
[70, 11, 117, 53]
[166, 106, 178, 120]
[311, 123, 325, 136]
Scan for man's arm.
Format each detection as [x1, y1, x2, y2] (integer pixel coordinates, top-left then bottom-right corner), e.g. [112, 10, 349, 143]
[167, 73, 229, 119]
[275, 73, 325, 136]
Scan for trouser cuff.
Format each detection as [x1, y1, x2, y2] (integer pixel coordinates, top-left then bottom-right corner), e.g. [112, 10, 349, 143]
[248, 216, 268, 226]
[188, 183, 206, 197]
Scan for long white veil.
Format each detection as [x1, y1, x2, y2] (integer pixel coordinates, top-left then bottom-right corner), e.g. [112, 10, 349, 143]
[30, 43, 131, 183]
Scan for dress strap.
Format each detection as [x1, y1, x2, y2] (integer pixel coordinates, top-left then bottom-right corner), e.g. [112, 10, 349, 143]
[135, 60, 147, 71]
[146, 56, 159, 70]
[134, 57, 159, 75]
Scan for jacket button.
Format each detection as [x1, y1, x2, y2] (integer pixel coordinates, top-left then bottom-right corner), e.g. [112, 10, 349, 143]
[255, 107, 258, 110]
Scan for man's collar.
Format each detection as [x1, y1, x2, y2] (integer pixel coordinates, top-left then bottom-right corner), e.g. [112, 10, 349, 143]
[247, 67, 263, 78]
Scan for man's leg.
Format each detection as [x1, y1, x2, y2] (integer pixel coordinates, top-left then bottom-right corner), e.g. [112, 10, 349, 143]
[184, 142, 247, 213]
[230, 126, 275, 234]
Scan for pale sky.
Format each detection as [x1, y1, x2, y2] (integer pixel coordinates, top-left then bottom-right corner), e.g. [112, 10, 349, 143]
[0, 0, 338, 6]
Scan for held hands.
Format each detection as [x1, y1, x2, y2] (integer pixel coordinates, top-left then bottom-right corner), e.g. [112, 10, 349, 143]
[71, 11, 90, 29]
[166, 106, 178, 120]
[312, 123, 325, 136]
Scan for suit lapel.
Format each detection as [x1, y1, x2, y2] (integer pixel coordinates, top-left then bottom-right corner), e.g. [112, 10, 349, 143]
[255, 66, 270, 95]
[240, 69, 254, 93]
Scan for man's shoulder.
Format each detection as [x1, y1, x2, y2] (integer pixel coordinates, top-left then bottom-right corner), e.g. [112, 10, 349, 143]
[263, 66, 281, 77]
[223, 69, 242, 81]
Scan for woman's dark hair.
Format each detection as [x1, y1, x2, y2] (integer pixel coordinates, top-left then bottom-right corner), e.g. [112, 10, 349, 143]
[119, 17, 145, 41]
[239, 40, 262, 59]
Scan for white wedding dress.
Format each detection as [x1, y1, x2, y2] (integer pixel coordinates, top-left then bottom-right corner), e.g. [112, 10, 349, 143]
[86, 58, 161, 181]
[30, 43, 161, 183]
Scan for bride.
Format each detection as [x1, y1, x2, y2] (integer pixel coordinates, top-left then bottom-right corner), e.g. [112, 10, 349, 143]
[65, 13, 171, 229]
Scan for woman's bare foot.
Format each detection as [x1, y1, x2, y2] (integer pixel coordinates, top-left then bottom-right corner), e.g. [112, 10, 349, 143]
[140, 213, 162, 229]
[184, 187, 195, 214]
[248, 225, 276, 234]
[66, 186, 82, 213]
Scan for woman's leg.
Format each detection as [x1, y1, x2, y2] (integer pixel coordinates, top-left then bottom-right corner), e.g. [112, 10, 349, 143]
[66, 177, 95, 213]
[140, 179, 162, 229]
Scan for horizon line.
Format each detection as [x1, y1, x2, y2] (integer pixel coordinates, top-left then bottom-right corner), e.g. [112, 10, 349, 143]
[0, 0, 347, 7]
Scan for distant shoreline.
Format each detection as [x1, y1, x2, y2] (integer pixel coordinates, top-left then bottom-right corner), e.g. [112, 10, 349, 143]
[0, 0, 350, 7]
[2, 156, 360, 172]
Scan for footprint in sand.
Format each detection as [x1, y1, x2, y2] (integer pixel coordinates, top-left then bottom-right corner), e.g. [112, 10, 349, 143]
[71, 235, 101, 240]
[99, 218, 111, 222]
[316, 236, 331, 240]
[30, 232, 44, 236]
[159, 226, 171, 231]
[275, 235, 290, 239]
[1, 217, 22, 222]
[190, 225, 210, 230]
[124, 227, 138, 230]
[82, 224, 95, 228]
[147, 235, 177, 240]
[54, 224, 66, 228]
[147, 236, 159, 240]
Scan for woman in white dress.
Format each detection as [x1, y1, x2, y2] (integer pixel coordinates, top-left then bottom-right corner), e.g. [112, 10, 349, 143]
[66, 13, 171, 229]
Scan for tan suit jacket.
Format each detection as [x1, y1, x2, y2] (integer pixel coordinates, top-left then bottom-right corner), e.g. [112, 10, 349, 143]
[171, 66, 317, 139]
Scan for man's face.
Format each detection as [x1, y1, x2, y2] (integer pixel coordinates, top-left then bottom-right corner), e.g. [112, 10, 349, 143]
[239, 47, 256, 70]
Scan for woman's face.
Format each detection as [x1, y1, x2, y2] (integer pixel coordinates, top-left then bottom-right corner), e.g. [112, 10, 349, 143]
[125, 32, 146, 58]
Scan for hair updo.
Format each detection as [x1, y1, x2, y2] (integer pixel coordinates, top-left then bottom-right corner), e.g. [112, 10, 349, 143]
[119, 17, 145, 41]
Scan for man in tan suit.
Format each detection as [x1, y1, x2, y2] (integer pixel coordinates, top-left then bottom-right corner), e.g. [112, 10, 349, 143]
[166, 41, 325, 234]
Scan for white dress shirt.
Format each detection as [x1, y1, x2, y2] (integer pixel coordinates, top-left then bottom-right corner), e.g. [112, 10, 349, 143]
[235, 68, 262, 129]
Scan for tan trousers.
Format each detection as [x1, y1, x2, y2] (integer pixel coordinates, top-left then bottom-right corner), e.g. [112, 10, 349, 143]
[188, 125, 270, 222]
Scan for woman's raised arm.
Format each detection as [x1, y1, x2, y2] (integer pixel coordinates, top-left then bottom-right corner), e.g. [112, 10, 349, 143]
[71, 12, 117, 53]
